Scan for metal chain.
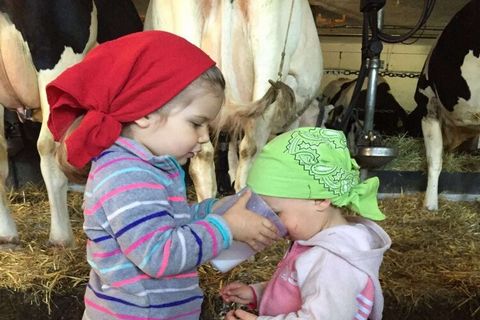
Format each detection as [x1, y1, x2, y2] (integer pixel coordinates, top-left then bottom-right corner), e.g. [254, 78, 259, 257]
[323, 68, 420, 78]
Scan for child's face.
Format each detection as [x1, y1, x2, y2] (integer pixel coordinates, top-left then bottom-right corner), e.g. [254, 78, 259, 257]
[131, 82, 223, 164]
[261, 196, 327, 241]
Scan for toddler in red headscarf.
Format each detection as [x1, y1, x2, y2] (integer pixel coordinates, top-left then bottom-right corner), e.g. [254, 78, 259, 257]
[47, 31, 279, 320]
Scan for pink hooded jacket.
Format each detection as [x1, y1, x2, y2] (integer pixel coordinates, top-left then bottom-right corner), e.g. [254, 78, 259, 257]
[252, 216, 391, 320]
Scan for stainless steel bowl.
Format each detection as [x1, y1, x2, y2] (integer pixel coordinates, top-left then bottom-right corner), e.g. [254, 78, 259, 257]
[355, 146, 397, 169]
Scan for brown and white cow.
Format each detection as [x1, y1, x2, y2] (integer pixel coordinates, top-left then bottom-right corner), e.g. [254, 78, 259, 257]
[0, 0, 142, 248]
[144, 0, 323, 200]
[406, 0, 480, 210]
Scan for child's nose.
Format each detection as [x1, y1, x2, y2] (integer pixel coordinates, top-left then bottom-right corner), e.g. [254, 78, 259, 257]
[198, 126, 210, 143]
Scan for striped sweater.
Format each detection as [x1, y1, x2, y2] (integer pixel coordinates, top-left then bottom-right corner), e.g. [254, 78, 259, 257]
[82, 137, 232, 320]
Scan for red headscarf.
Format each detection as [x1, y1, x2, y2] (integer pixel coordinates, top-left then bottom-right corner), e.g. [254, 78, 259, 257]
[47, 30, 216, 169]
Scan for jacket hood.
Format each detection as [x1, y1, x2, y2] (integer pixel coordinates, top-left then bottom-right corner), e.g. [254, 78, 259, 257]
[298, 216, 391, 275]
[297, 216, 391, 320]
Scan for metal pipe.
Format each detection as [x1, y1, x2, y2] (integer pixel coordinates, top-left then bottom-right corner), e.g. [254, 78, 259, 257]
[363, 8, 383, 133]
[377, 8, 384, 30]
[364, 57, 380, 132]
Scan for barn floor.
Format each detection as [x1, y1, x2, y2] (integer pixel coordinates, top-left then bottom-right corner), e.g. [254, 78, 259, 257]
[0, 186, 479, 320]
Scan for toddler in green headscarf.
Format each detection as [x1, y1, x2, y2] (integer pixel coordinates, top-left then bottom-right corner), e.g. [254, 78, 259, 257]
[220, 127, 392, 320]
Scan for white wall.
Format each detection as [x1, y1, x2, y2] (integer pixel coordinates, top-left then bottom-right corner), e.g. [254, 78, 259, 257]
[319, 36, 436, 111]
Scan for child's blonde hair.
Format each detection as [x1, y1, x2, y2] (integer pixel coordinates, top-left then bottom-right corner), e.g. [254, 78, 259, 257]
[54, 66, 225, 183]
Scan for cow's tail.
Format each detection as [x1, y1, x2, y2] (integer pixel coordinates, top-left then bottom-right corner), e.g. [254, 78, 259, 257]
[212, 80, 295, 144]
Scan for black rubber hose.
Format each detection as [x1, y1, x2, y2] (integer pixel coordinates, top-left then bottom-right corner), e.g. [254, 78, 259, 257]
[377, 0, 436, 43]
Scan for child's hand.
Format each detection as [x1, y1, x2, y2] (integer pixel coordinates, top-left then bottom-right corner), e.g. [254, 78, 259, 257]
[222, 190, 279, 251]
[225, 309, 258, 320]
[220, 282, 254, 304]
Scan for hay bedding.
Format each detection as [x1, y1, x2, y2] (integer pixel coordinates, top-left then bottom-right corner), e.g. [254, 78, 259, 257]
[0, 184, 479, 319]
[382, 135, 480, 172]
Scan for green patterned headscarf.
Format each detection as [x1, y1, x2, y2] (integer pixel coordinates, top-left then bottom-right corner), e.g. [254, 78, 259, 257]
[247, 127, 385, 221]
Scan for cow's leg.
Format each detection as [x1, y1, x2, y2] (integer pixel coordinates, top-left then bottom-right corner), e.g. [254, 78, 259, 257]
[0, 106, 19, 248]
[422, 116, 443, 211]
[37, 125, 72, 246]
[37, 76, 73, 246]
[189, 140, 217, 201]
[227, 139, 238, 186]
[234, 120, 255, 192]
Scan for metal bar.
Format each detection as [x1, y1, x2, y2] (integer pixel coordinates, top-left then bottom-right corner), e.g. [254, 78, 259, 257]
[364, 57, 380, 132]
[363, 8, 383, 132]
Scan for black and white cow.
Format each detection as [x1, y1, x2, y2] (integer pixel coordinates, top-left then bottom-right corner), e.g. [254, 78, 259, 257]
[405, 0, 480, 211]
[321, 76, 409, 136]
[0, 0, 142, 248]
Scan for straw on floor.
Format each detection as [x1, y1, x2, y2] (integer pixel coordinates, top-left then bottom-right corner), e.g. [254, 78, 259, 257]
[0, 184, 478, 319]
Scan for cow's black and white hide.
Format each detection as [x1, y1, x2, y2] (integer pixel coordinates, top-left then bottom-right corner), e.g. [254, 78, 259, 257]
[0, 0, 142, 248]
[405, 0, 480, 211]
[321, 77, 409, 137]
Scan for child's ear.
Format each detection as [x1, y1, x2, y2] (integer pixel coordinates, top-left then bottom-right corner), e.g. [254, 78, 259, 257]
[133, 115, 151, 128]
[314, 199, 331, 211]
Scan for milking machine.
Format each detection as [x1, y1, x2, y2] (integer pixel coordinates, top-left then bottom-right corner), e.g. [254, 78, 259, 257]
[330, 0, 436, 174]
